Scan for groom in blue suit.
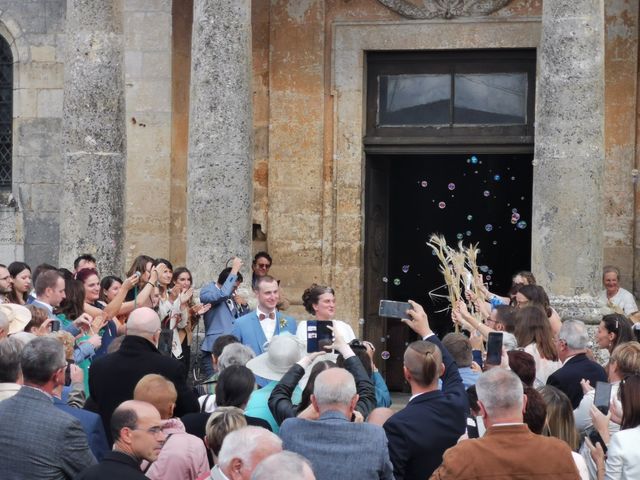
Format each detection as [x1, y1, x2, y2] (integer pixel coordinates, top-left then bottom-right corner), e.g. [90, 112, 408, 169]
[232, 275, 296, 384]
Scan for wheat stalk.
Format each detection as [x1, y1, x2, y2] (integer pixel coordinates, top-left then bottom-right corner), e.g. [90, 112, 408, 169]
[427, 234, 462, 331]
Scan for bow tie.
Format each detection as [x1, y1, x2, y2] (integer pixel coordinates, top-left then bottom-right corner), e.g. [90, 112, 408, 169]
[259, 312, 275, 321]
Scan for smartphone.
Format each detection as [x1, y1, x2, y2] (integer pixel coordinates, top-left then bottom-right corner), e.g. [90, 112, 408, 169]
[50, 319, 60, 332]
[633, 323, 640, 342]
[307, 320, 334, 353]
[594, 381, 612, 415]
[134, 271, 141, 279]
[485, 332, 503, 365]
[379, 300, 412, 319]
[64, 363, 72, 387]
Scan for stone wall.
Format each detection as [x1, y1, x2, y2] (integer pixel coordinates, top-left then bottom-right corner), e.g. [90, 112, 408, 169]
[0, 1, 65, 267]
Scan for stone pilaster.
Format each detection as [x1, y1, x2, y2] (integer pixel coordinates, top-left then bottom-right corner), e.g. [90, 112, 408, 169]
[187, 0, 253, 285]
[59, 0, 126, 274]
[532, 0, 605, 297]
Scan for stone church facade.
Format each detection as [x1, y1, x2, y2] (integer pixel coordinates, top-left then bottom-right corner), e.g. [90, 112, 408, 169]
[0, 0, 638, 330]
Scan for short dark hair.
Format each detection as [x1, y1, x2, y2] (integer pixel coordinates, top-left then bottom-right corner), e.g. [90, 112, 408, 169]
[217, 267, 243, 285]
[100, 275, 123, 303]
[522, 385, 546, 434]
[35, 270, 64, 296]
[494, 305, 516, 333]
[111, 406, 138, 441]
[20, 337, 65, 385]
[153, 258, 173, 271]
[254, 275, 278, 292]
[507, 350, 536, 387]
[215, 365, 255, 408]
[32, 263, 57, 286]
[0, 337, 23, 383]
[442, 333, 472, 368]
[212, 335, 240, 359]
[252, 251, 272, 266]
[73, 254, 97, 270]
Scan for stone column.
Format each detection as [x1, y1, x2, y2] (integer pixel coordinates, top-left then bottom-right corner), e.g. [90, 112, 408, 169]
[532, 0, 605, 306]
[187, 0, 253, 285]
[59, 0, 126, 274]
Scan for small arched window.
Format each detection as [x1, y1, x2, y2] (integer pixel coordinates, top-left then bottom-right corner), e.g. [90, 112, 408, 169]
[0, 35, 11, 188]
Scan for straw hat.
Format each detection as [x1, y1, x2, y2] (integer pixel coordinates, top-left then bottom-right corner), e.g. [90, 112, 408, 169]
[0, 303, 32, 334]
[245, 333, 305, 381]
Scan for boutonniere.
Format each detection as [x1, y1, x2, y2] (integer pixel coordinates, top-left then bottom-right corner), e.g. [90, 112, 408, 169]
[279, 315, 287, 329]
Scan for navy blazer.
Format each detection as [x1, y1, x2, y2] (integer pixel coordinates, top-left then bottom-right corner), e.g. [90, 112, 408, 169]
[383, 335, 468, 480]
[281, 410, 394, 480]
[53, 397, 109, 461]
[547, 353, 607, 409]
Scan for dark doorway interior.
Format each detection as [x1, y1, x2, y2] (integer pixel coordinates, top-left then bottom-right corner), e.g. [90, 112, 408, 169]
[364, 153, 533, 391]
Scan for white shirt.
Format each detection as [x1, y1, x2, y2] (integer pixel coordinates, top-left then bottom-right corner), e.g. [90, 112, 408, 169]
[598, 288, 639, 315]
[524, 343, 561, 387]
[605, 426, 640, 480]
[256, 306, 276, 343]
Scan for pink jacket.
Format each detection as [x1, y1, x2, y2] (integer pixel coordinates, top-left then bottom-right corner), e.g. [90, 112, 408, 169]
[145, 418, 209, 480]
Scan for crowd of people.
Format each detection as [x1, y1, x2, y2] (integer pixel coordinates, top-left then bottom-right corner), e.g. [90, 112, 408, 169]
[0, 253, 639, 480]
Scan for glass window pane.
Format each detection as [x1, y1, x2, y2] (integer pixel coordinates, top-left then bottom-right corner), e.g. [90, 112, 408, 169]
[454, 73, 527, 125]
[379, 74, 451, 126]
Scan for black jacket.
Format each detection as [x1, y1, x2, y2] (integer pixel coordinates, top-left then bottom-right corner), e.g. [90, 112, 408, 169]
[268, 355, 376, 426]
[547, 353, 608, 409]
[89, 335, 199, 443]
[76, 451, 146, 480]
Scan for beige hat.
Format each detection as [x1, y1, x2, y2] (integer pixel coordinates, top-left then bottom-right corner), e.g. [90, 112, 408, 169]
[0, 303, 32, 334]
[246, 333, 305, 381]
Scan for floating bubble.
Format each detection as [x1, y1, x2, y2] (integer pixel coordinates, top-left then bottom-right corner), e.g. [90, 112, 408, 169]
[358, 318, 365, 325]
[486, 275, 492, 281]
[471, 155, 478, 164]
[485, 224, 493, 232]
[493, 174, 501, 181]
[479, 265, 489, 272]
[520, 196, 525, 200]
[483, 190, 490, 197]
[492, 240, 498, 245]
[382, 277, 388, 283]
[512, 208, 518, 214]
[438, 201, 446, 209]
[451, 194, 455, 198]
[467, 215, 473, 221]
[456, 233, 463, 240]
[431, 250, 436, 256]
[465, 231, 471, 236]
[466, 159, 471, 164]
[517, 221, 528, 229]
[448, 183, 456, 191]
[511, 176, 516, 181]
[420, 180, 428, 187]
[402, 265, 410, 273]
[393, 278, 401, 286]
[511, 217, 518, 224]
[488, 270, 493, 275]
[479, 161, 483, 164]
[489, 282, 493, 286]
[381, 351, 390, 360]
[474, 170, 479, 174]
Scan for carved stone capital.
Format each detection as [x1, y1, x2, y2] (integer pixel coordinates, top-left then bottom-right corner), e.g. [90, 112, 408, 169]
[376, 0, 514, 19]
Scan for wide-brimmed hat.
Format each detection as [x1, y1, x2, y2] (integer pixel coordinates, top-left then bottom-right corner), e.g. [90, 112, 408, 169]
[0, 303, 32, 334]
[246, 333, 305, 381]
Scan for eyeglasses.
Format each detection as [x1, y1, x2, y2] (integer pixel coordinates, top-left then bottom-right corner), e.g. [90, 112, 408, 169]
[256, 263, 271, 269]
[133, 426, 164, 436]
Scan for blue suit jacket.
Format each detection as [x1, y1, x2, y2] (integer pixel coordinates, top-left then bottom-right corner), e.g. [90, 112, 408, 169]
[200, 273, 240, 352]
[280, 410, 394, 480]
[383, 335, 468, 480]
[53, 396, 109, 461]
[231, 310, 297, 355]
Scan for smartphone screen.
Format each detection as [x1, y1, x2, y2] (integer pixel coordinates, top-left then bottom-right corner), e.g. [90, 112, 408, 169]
[485, 332, 503, 365]
[594, 381, 612, 415]
[379, 300, 412, 319]
[307, 321, 334, 353]
[50, 319, 60, 332]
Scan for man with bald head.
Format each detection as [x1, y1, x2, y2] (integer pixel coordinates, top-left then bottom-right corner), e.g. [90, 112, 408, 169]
[279, 367, 394, 480]
[77, 400, 166, 479]
[89, 307, 199, 443]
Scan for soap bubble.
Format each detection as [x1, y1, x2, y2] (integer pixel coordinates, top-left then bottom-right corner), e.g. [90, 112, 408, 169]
[512, 208, 518, 214]
[381, 351, 390, 360]
[438, 201, 446, 209]
[393, 278, 401, 286]
[471, 155, 478, 164]
[456, 233, 463, 240]
[511, 176, 516, 181]
[431, 250, 436, 256]
[520, 196, 525, 200]
[448, 183, 456, 190]
[479, 265, 489, 273]
[485, 224, 493, 232]
[488, 270, 493, 275]
[483, 191, 490, 197]
[382, 277, 388, 283]
[486, 275, 492, 281]
[474, 170, 479, 174]
[492, 240, 498, 245]
[517, 221, 528, 229]
[493, 174, 501, 181]
[511, 217, 518, 224]
[466, 159, 471, 164]
[467, 215, 473, 221]
[358, 318, 365, 325]
[402, 265, 410, 273]
[465, 231, 471, 236]
[420, 180, 428, 187]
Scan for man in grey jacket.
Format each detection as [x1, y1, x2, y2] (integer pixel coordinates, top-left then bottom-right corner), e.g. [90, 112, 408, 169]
[0, 336, 96, 479]
[279, 367, 394, 480]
